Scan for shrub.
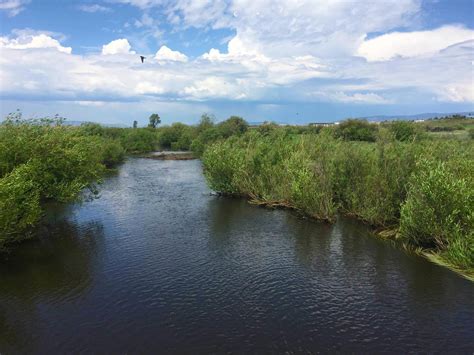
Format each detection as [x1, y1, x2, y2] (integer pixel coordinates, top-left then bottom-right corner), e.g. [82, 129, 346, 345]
[217, 116, 248, 138]
[80, 122, 105, 136]
[120, 128, 156, 153]
[0, 163, 41, 249]
[257, 122, 279, 135]
[400, 159, 474, 251]
[190, 127, 223, 156]
[0, 114, 113, 249]
[100, 139, 125, 168]
[202, 137, 245, 194]
[334, 119, 378, 142]
[388, 120, 421, 142]
[157, 123, 195, 150]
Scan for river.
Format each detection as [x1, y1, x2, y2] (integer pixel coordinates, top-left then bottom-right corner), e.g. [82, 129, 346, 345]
[1, 158, 473, 353]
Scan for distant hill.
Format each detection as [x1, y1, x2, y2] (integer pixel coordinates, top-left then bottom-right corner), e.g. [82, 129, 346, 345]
[358, 112, 474, 122]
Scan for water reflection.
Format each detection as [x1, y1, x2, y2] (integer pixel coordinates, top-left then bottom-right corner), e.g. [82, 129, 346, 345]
[0, 158, 473, 353]
[0, 216, 104, 353]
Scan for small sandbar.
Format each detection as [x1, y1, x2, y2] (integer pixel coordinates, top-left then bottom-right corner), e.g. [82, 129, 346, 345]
[144, 151, 196, 160]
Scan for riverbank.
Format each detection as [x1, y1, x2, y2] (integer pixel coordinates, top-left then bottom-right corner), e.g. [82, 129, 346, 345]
[142, 151, 196, 160]
[2, 113, 472, 278]
[202, 129, 474, 279]
[2, 158, 473, 353]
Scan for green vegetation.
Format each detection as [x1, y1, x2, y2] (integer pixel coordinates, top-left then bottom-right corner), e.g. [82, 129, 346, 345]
[333, 118, 378, 142]
[2, 111, 473, 277]
[386, 120, 423, 142]
[202, 118, 474, 277]
[0, 111, 249, 251]
[0, 113, 107, 250]
[148, 113, 161, 128]
[420, 114, 474, 140]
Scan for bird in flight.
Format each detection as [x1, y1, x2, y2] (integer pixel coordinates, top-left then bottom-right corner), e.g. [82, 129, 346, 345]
[140, 56, 146, 63]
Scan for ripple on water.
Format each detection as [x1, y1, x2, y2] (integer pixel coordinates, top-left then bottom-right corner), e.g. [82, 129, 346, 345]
[0, 158, 473, 354]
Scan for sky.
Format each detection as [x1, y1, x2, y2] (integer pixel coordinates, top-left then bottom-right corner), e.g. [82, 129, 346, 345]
[0, 0, 473, 126]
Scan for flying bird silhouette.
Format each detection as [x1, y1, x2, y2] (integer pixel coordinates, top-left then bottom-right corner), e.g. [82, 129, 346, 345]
[140, 56, 146, 63]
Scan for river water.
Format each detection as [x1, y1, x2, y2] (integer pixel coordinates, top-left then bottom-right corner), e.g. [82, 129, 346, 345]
[1, 158, 473, 353]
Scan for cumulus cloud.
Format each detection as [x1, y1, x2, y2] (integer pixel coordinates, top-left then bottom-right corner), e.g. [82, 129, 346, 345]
[101, 38, 135, 55]
[155, 45, 188, 62]
[201, 36, 263, 62]
[1, 1, 473, 108]
[0, 33, 71, 53]
[0, 0, 30, 17]
[182, 77, 248, 100]
[160, 0, 421, 59]
[357, 25, 474, 61]
[134, 82, 165, 95]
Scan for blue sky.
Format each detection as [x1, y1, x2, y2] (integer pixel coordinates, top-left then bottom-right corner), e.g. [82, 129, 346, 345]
[0, 0, 473, 125]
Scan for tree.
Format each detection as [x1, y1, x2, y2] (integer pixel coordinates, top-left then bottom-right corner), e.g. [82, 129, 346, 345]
[196, 113, 215, 133]
[148, 114, 161, 128]
[217, 116, 248, 138]
[133, 120, 138, 128]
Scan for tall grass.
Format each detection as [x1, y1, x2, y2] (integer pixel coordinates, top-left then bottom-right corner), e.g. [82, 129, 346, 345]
[202, 127, 474, 274]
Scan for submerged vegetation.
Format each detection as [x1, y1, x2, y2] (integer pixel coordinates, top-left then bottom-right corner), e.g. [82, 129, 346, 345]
[1, 110, 473, 277]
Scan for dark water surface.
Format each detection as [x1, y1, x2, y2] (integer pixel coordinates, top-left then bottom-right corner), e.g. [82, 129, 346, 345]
[1, 159, 473, 354]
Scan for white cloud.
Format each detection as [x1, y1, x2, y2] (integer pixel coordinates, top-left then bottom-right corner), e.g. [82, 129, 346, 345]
[135, 82, 165, 94]
[183, 77, 247, 100]
[357, 25, 474, 61]
[77, 4, 111, 13]
[200, 36, 326, 85]
[111, 0, 421, 59]
[201, 35, 263, 61]
[101, 38, 135, 55]
[162, 0, 421, 59]
[0, 33, 71, 53]
[155, 45, 188, 62]
[2, 1, 473, 107]
[134, 13, 154, 28]
[311, 91, 393, 104]
[74, 100, 107, 106]
[110, 0, 162, 9]
[0, 0, 30, 16]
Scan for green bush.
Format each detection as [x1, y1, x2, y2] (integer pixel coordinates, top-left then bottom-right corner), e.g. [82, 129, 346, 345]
[217, 116, 248, 138]
[257, 122, 279, 135]
[334, 119, 378, 142]
[0, 163, 41, 249]
[157, 123, 195, 150]
[80, 122, 105, 136]
[202, 126, 474, 272]
[400, 159, 474, 250]
[203, 130, 337, 220]
[100, 139, 125, 168]
[190, 127, 223, 156]
[0, 114, 115, 249]
[202, 137, 244, 194]
[120, 128, 156, 153]
[388, 121, 421, 142]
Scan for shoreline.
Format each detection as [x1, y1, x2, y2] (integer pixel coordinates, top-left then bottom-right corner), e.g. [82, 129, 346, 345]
[214, 191, 474, 281]
[141, 151, 196, 160]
